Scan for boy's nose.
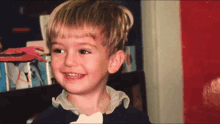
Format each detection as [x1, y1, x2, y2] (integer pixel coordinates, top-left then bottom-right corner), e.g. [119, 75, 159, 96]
[64, 52, 78, 67]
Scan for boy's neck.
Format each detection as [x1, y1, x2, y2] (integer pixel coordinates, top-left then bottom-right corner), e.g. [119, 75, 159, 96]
[66, 85, 111, 116]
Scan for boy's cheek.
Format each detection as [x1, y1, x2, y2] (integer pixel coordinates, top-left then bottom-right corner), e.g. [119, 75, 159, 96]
[51, 58, 61, 70]
[51, 55, 61, 62]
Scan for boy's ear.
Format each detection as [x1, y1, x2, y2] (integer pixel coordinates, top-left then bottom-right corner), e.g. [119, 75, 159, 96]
[108, 50, 125, 74]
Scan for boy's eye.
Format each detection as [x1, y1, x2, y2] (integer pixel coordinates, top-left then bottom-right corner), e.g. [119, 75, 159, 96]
[79, 50, 90, 54]
[53, 49, 65, 53]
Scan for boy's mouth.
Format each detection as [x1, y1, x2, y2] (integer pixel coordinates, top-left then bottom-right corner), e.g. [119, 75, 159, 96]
[65, 73, 85, 79]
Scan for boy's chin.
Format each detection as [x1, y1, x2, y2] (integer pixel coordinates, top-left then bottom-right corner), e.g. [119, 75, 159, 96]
[63, 85, 97, 95]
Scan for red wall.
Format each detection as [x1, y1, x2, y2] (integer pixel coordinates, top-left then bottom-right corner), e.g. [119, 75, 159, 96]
[181, 1, 220, 123]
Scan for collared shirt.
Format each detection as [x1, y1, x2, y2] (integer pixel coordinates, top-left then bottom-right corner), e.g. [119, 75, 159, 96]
[52, 85, 130, 115]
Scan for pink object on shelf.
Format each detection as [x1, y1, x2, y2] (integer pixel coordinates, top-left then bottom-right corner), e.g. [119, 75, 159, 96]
[0, 46, 47, 62]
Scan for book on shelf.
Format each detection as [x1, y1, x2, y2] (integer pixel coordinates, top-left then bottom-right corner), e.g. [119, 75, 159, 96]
[30, 55, 52, 88]
[0, 62, 7, 92]
[123, 45, 137, 72]
[0, 55, 52, 92]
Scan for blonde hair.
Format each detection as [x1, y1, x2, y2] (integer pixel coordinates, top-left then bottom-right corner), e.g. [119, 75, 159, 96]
[46, 0, 134, 56]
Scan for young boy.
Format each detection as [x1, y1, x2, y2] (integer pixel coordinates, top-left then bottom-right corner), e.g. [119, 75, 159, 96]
[32, 0, 151, 123]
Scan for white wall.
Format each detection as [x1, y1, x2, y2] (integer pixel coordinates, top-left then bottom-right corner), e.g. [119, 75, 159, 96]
[141, 1, 183, 123]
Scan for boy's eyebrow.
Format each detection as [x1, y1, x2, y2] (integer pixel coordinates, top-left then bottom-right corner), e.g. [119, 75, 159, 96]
[78, 43, 98, 49]
[51, 42, 63, 46]
[73, 33, 91, 38]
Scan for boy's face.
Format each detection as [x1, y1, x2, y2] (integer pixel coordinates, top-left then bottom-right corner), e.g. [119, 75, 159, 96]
[51, 27, 111, 95]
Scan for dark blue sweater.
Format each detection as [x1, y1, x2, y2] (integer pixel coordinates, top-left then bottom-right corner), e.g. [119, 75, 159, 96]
[32, 103, 151, 124]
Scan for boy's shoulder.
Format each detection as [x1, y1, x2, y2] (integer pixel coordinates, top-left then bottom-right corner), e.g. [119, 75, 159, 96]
[126, 106, 151, 123]
[31, 105, 78, 124]
[104, 103, 151, 124]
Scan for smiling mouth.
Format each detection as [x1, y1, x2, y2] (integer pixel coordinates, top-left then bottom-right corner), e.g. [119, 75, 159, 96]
[65, 73, 85, 79]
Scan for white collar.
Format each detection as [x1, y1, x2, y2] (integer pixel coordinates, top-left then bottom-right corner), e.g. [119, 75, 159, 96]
[52, 85, 130, 115]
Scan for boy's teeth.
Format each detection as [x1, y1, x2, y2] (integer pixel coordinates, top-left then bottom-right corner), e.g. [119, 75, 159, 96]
[67, 73, 77, 76]
[66, 73, 82, 77]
